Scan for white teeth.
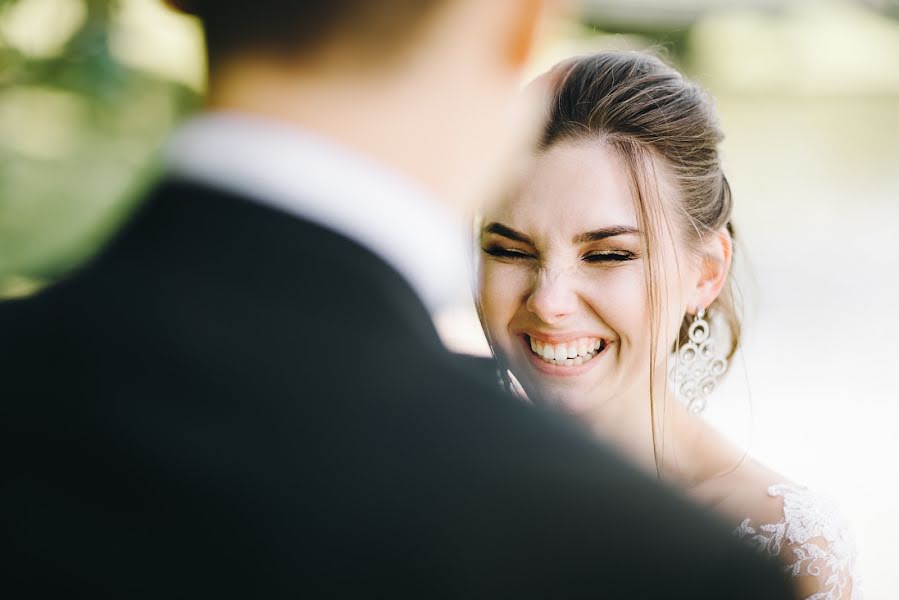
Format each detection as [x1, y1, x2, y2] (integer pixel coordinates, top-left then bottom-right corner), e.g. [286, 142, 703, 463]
[528, 335, 605, 367]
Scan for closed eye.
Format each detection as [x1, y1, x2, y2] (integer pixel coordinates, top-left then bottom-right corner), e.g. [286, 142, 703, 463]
[482, 246, 535, 260]
[583, 251, 636, 263]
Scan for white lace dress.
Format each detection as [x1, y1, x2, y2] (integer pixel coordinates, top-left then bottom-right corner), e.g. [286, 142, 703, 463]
[734, 483, 862, 600]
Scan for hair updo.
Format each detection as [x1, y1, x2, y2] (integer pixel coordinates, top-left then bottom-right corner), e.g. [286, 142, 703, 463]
[542, 51, 740, 362]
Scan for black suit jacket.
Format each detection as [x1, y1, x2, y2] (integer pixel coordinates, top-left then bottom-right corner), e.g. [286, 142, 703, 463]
[0, 181, 795, 598]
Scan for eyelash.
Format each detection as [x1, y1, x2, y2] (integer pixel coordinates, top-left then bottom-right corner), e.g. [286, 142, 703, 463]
[583, 251, 636, 263]
[482, 246, 533, 260]
[482, 246, 636, 263]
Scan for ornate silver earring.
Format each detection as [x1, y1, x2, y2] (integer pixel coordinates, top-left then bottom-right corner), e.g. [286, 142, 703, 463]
[670, 307, 728, 415]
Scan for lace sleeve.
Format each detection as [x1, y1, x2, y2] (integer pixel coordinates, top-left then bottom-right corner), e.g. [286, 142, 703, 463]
[734, 484, 862, 600]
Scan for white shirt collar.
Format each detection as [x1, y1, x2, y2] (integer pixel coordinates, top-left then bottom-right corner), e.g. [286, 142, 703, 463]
[164, 112, 473, 316]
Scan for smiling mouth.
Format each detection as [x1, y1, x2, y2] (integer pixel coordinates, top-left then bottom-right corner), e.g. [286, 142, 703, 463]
[526, 335, 607, 367]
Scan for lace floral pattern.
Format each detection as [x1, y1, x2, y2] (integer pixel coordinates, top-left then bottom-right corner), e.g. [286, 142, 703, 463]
[734, 484, 861, 600]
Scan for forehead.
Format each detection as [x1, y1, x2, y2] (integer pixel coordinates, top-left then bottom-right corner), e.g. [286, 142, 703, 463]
[486, 140, 637, 238]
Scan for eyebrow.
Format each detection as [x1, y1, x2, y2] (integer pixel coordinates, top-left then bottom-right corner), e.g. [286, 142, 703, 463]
[483, 222, 534, 245]
[572, 226, 641, 244]
[484, 222, 641, 246]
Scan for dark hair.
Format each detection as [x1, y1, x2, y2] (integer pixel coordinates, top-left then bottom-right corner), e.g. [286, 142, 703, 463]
[542, 51, 740, 475]
[168, 0, 451, 70]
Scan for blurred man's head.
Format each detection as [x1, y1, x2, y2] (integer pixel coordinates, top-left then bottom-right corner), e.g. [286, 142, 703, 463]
[166, 0, 563, 212]
[169, 0, 457, 73]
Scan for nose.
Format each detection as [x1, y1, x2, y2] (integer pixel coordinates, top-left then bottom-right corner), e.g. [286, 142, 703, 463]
[525, 267, 579, 324]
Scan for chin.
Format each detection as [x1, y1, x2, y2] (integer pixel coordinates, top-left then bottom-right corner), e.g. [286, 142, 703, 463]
[512, 371, 597, 414]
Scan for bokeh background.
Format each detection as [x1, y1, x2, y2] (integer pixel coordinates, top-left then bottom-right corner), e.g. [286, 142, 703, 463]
[2, 0, 897, 596]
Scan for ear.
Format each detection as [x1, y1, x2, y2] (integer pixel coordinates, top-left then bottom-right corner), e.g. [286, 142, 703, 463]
[502, 0, 562, 70]
[689, 227, 733, 313]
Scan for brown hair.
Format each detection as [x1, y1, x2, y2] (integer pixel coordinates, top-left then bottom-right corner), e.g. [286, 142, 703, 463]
[541, 51, 740, 475]
[167, 0, 450, 70]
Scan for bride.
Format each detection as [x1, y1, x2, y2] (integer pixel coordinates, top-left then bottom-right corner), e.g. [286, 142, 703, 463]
[476, 51, 860, 600]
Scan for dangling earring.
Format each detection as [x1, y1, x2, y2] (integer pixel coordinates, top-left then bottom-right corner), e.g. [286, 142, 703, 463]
[670, 306, 728, 415]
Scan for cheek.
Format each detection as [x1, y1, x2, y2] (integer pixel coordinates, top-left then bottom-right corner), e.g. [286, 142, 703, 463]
[583, 267, 650, 344]
[593, 264, 689, 361]
[478, 261, 531, 347]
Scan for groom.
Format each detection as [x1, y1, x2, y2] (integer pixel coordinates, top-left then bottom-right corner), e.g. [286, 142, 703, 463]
[1, 0, 795, 597]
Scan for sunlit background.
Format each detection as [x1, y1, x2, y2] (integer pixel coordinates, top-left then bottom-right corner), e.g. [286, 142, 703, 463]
[2, 0, 897, 596]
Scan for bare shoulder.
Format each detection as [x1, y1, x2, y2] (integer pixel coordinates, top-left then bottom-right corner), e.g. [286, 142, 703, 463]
[695, 460, 861, 600]
[696, 457, 790, 527]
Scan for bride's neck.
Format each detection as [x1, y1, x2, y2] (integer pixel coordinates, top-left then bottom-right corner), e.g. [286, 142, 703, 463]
[586, 380, 712, 486]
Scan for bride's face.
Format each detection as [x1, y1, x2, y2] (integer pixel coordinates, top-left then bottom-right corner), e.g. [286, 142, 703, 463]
[478, 140, 699, 413]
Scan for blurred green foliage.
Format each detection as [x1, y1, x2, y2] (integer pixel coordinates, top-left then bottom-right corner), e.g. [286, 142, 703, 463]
[0, 0, 198, 295]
